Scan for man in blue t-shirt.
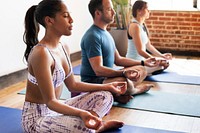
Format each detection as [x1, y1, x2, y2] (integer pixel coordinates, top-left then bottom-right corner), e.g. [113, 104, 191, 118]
[80, 0, 158, 103]
[81, 24, 115, 83]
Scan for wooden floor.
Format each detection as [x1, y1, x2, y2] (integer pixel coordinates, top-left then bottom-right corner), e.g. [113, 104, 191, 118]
[0, 56, 200, 133]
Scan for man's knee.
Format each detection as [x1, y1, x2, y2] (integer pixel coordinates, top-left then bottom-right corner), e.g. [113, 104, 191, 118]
[134, 66, 147, 78]
[141, 66, 147, 76]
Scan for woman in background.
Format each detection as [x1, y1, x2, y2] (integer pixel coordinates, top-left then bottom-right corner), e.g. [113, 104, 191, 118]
[21, 0, 126, 132]
[126, 0, 172, 75]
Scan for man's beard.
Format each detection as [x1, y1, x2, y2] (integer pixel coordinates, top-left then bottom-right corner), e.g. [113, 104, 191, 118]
[101, 15, 114, 24]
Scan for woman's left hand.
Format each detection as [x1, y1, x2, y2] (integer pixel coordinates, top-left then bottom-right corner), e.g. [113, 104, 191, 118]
[162, 53, 172, 60]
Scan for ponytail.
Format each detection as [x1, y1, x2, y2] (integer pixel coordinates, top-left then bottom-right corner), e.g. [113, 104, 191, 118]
[23, 5, 39, 62]
[23, 0, 63, 62]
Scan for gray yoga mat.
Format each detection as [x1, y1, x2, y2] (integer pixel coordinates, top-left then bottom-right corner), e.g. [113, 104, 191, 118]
[113, 90, 200, 117]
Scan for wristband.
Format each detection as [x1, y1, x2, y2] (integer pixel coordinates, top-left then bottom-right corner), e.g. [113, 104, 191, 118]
[141, 60, 144, 66]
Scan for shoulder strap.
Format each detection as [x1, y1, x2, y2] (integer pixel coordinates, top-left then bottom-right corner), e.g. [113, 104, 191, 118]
[142, 23, 149, 36]
[37, 44, 55, 61]
[60, 43, 72, 72]
[128, 21, 149, 39]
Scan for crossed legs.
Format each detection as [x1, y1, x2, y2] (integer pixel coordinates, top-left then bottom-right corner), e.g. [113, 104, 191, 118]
[103, 65, 153, 104]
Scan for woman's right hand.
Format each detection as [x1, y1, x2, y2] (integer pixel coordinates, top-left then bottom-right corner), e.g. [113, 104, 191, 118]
[162, 53, 172, 60]
[80, 110, 102, 130]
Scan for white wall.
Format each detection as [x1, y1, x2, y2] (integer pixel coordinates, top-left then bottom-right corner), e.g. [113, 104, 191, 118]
[0, 0, 92, 77]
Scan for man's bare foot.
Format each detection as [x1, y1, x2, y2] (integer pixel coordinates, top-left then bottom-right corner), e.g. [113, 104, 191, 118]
[96, 120, 124, 133]
[114, 94, 133, 104]
[127, 84, 153, 96]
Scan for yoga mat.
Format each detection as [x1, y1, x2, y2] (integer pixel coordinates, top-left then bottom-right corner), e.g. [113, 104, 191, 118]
[73, 62, 200, 85]
[18, 85, 71, 100]
[73, 64, 81, 75]
[0, 107, 184, 133]
[145, 71, 200, 85]
[145, 59, 200, 85]
[19, 88, 200, 117]
[113, 90, 200, 118]
[103, 124, 185, 133]
[0, 106, 23, 133]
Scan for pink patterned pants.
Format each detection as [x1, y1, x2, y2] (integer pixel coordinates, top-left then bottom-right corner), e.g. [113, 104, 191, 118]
[21, 91, 113, 133]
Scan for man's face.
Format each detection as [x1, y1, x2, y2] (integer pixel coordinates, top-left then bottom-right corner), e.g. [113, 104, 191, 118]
[100, 0, 116, 24]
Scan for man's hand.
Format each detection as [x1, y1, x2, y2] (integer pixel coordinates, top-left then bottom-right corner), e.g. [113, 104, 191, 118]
[107, 81, 127, 95]
[123, 69, 140, 81]
[144, 57, 159, 67]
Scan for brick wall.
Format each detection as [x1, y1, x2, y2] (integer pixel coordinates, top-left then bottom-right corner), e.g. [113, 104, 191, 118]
[109, 10, 200, 56]
[146, 10, 200, 55]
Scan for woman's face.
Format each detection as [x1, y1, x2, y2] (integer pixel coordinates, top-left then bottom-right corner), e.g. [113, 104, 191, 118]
[51, 3, 74, 36]
[138, 4, 150, 19]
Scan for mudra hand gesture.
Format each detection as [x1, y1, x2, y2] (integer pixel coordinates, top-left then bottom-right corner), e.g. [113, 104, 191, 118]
[144, 57, 160, 67]
[162, 53, 172, 60]
[108, 82, 127, 95]
[123, 69, 140, 82]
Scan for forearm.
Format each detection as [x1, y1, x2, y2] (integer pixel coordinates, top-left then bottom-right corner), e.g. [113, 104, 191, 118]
[47, 99, 85, 117]
[147, 44, 162, 57]
[138, 50, 152, 59]
[115, 56, 141, 67]
[151, 49, 162, 57]
[94, 66, 124, 78]
[69, 80, 109, 92]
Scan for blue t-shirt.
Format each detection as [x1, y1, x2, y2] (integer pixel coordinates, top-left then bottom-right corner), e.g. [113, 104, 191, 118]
[80, 25, 116, 82]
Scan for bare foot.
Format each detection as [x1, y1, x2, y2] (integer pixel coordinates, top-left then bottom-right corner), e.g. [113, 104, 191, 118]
[127, 84, 153, 96]
[114, 94, 133, 104]
[162, 62, 169, 69]
[96, 120, 124, 133]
